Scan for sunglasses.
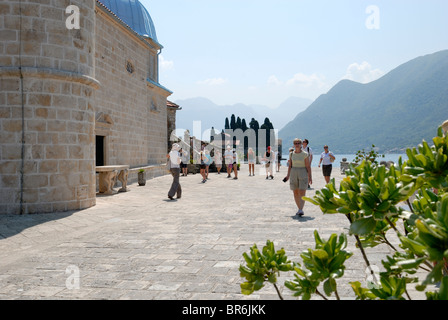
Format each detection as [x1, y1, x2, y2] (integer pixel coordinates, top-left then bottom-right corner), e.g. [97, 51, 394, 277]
[294, 142, 302, 145]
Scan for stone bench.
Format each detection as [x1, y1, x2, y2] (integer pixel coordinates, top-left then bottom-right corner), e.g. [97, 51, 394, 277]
[96, 165, 130, 195]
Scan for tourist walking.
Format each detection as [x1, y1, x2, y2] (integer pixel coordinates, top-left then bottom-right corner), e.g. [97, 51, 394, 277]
[199, 148, 207, 183]
[284, 139, 312, 217]
[167, 143, 182, 200]
[232, 149, 239, 180]
[302, 139, 313, 188]
[180, 148, 189, 176]
[204, 150, 211, 179]
[214, 149, 223, 174]
[263, 146, 275, 179]
[224, 145, 233, 178]
[318, 145, 335, 184]
[277, 151, 282, 172]
[248, 148, 255, 176]
[302, 139, 313, 166]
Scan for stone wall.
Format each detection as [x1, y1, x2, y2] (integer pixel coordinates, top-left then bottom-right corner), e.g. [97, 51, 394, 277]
[94, 8, 171, 168]
[0, 0, 98, 214]
[0, 1, 174, 214]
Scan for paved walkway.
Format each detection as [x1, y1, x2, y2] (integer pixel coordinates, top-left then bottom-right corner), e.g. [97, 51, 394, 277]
[0, 164, 422, 300]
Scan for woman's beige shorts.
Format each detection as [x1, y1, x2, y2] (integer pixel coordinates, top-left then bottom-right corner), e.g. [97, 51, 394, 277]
[290, 167, 308, 191]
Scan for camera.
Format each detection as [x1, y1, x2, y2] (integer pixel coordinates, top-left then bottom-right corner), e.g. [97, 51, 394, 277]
[283, 177, 288, 183]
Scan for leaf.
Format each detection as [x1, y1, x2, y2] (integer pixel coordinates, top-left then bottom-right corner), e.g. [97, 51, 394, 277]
[242, 252, 253, 265]
[399, 236, 426, 256]
[377, 200, 391, 212]
[323, 278, 335, 296]
[350, 281, 376, 300]
[438, 195, 448, 229]
[350, 216, 376, 236]
[312, 249, 329, 260]
[268, 273, 277, 284]
[303, 196, 319, 206]
[396, 258, 425, 270]
[439, 277, 448, 300]
[254, 277, 265, 291]
[240, 282, 255, 295]
[313, 230, 324, 247]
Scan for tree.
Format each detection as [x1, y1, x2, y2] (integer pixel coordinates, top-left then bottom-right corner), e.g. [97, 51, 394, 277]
[236, 116, 242, 130]
[249, 118, 259, 130]
[230, 114, 236, 130]
[249, 118, 260, 155]
[260, 117, 275, 150]
[242, 119, 248, 131]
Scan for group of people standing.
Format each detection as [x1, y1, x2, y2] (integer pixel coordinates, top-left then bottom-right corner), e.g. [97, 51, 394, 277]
[166, 139, 336, 219]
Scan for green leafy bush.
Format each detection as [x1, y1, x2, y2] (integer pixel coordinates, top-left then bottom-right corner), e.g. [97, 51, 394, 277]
[285, 232, 352, 300]
[239, 125, 448, 300]
[239, 240, 292, 299]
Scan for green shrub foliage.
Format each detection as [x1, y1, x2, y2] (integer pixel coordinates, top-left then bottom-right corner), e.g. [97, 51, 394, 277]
[240, 126, 448, 300]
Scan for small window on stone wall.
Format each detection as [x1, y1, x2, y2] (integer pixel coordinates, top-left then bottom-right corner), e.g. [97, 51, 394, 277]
[126, 60, 134, 74]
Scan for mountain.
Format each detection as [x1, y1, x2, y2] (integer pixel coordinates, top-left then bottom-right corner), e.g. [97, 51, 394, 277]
[175, 96, 312, 135]
[274, 97, 313, 129]
[279, 50, 448, 154]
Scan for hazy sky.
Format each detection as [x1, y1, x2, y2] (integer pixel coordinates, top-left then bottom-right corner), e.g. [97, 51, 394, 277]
[141, 0, 448, 108]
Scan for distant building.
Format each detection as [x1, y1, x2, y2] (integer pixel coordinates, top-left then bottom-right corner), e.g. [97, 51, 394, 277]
[0, 0, 179, 214]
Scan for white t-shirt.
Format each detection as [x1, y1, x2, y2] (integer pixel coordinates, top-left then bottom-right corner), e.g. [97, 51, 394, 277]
[224, 150, 233, 163]
[303, 146, 313, 157]
[320, 151, 335, 165]
[181, 150, 189, 163]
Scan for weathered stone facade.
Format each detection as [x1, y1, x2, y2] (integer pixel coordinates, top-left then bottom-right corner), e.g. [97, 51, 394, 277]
[94, 5, 171, 167]
[0, 0, 174, 214]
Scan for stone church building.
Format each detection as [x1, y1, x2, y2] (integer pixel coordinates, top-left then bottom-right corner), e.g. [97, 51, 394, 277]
[0, 0, 179, 214]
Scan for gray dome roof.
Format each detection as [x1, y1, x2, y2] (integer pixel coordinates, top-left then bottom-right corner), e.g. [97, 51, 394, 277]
[98, 0, 159, 43]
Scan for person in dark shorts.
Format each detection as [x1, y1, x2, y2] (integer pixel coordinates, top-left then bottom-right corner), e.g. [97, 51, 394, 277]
[199, 145, 207, 183]
[180, 148, 189, 176]
[318, 145, 335, 184]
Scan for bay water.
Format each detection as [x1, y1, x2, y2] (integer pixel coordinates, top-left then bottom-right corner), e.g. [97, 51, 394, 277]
[281, 153, 408, 168]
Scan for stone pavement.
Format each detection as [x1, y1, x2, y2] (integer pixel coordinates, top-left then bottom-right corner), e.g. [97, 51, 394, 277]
[0, 164, 423, 300]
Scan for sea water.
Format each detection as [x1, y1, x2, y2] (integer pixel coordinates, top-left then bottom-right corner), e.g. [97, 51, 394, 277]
[281, 153, 408, 168]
